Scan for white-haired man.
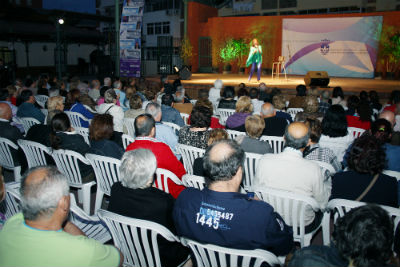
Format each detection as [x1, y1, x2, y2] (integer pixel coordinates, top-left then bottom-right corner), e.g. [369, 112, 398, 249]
[113, 80, 128, 110]
[208, 79, 223, 105]
[260, 102, 288, 136]
[96, 89, 124, 132]
[108, 149, 189, 266]
[0, 166, 122, 266]
[173, 86, 192, 115]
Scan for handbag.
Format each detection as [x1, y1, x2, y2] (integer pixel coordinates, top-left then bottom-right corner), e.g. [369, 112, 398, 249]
[355, 173, 379, 201]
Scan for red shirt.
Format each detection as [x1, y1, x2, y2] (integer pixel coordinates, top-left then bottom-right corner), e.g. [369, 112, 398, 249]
[346, 115, 371, 130]
[188, 116, 225, 129]
[126, 137, 186, 198]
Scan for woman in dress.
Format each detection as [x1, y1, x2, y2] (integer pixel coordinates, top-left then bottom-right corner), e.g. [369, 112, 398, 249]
[246, 38, 262, 82]
[178, 105, 211, 149]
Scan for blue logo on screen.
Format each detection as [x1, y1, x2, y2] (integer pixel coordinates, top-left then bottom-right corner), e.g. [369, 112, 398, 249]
[320, 39, 330, 55]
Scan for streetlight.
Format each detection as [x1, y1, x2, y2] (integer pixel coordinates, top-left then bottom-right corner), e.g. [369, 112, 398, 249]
[58, 18, 64, 25]
[56, 18, 65, 80]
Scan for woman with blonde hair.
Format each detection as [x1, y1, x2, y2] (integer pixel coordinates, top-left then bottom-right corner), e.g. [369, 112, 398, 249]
[246, 38, 262, 82]
[236, 115, 272, 154]
[226, 96, 253, 132]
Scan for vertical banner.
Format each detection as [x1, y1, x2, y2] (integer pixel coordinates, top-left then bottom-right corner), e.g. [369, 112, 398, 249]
[282, 16, 382, 78]
[120, 0, 144, 77]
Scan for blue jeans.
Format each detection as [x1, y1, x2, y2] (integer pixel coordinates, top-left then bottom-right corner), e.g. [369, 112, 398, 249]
[248, 62, 262, 81]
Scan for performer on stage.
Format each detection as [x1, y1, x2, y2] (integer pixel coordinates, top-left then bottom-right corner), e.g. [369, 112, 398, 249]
[246, 39, 262, 82]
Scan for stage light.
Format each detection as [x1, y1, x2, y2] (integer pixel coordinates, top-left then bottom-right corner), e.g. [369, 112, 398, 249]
[58, 18, 64, 25]
[173, 66, 179, 73]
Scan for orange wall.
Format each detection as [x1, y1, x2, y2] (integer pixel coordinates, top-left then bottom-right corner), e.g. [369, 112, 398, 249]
[187, 2, 400, 73]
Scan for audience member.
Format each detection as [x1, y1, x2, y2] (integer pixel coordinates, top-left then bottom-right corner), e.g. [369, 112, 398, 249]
[113, 80, 127, 110]
[88, 79, 101, 102]
[288, 85, 307, 108]
[126, 114, 186, 198]
[193, 99, 224, 129]
[0, 88, 23, 132]
[254, 122, 330, 229]
[289, 205, 393, 267]
[272, 94, 292, 122]
[236, 85, 248, 99]
[217, 86, 236, 109]
[249, 88, 264, 114]
[96, 89, 124, 132]
[123, 94, 145, 134]
[0, 167, 4, 230]
[88, 114, 124, 159]
[16, 89, 45, 123]
[173, 139, 294, 256]
[178, 105, 211, 149]
[260, 102, 289, 136]
[0, 166, 122, 266]
[319, 105, 353, 162]
[160, 93, 185, 126]
[346, 100, 372, 130]
[345, 95, 359, 116]
[331, 134, 397, 207]
[369, 90, 382, 112]
[331, 86, 346, 108]
[65, 89, 94, 128]
[295, 95, 323, 121]
[209, 79, 223, 105]
[235, 115, 272, 154]
[173, 86, 192, 114]
[379, 110, 400, 146]
[226, 96, 253, 132]
[318, 90, 331, 114]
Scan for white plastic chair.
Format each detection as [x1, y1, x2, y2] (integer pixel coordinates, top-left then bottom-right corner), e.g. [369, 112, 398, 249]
[97, 209, 186, 267]
[40, 108, 48, 117]
[162, 121, 181, 135]
[383, 170, 400, 181]
[34, 95, 48, 108]
[177, 144, 206, 175]
[51, 149, 96, 214]
[217, 108, 235, 126]
[348, 127, 365, 139]
[69, 194, 112, 243]
[155, 168, 183, 194]
[287, 108, 303, 121]
[0, 181, 21, 220]
[65, 111, 91, 129]
[260, 136, 285, 154]
[122, 134, 135, 150]
[85, 153, 121, 212]
[243, 152, 262, 191]
[226, 129, 245, 140]
[0, 137, 22, 182]
[16, 117, 41, 133]
[182, 238, 280, 267]
[83, 104, 98, 114]
[17, 139, 51, 169]
[123, 118, 136, 137]
[75, 127, 90, 145]
[322, 198, 400, 246]
[182, 174, 206, 190]
[180, 113, 190, 125]
[254, 187, 322, 247]
[190, 99, 197, 105]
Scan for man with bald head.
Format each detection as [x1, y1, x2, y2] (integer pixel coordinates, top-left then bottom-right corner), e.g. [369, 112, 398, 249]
[0, 166, 122, 266]
[379, 110, 400, 146]
[173, 139, 294, 256]
[254, 122, 330, 231]
[260, 102, 289, 136]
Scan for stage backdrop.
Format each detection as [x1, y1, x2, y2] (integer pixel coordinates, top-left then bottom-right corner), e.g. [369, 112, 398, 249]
[119, 0, 144, 77]
[282, 16, 382, 78]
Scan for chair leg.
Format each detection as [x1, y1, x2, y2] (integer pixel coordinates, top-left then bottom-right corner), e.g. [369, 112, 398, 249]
[13, 166, 22, 182]
[77, 189, 83, 204]
[94, 190, 105, 212]
[322, 212, 331, 246]
[81, 184, 93, 215]
[303, 234, 313, 247]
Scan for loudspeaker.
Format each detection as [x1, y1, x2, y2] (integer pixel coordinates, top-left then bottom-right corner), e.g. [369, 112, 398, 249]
[179, 66, 192, 80]
[304, 71, 330, 87]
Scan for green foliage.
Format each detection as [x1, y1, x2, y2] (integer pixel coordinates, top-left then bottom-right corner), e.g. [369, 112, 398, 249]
[180, 36, 193, 65]
[379, 25, 400, 73]
[219, 38, 249, 67]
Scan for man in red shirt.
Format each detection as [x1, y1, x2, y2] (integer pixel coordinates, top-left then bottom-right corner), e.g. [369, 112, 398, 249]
[126, 114, 186, 198]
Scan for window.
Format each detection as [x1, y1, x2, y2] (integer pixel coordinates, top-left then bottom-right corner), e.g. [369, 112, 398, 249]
[262, 0, 277, 10]
[280, 0, 296, 9]
[147, 23, 154, 35]
[162, 22, 170, 34]
[155, 22, 162, 35]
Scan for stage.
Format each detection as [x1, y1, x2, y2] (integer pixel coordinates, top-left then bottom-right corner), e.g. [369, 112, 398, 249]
[170, 73, 399, 101]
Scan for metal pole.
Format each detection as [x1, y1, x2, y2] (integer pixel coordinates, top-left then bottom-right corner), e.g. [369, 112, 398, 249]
[115, 0, 120, 77]
[56, 22, 62, 80]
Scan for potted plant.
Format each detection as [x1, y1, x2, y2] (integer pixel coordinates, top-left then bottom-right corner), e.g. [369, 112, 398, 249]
[220, 39, 238, 74]
[180, 36, 193, 69]
[232, 38, 248, 74]
[378, 25, 400, 79]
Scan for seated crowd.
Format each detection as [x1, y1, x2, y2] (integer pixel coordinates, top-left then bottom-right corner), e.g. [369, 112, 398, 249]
[1, 74, 400, 266]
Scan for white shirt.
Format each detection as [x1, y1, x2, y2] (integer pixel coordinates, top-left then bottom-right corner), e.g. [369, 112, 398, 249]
[251, 98, 264, 115]
[96, 103, 124, 132]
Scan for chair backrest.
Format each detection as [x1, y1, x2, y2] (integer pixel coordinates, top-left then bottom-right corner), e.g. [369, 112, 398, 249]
[123, 118, 136, 137]
[190, 99, 198, 105]
[383, 170, 400, 181]
[69, 194, 111, 243]
[348, 127, 365, 139]
[75, 127, 90, 145]
[286, 108, 303, 121]
[177, 144, 206, 175]
[0, 137, 20, 170]
[0, 182, 21, 220]
[16, 117, 40, 133]
[155, 168, 183, 194]
[310, 160, 336, 178]
[51, 149, 90, 186]
[259, 135, 284, 154]
[217, 108, 235, 126]
[40, 108, 48, 117]
[97, 209, 181, 267]
[65, 111, 91, 129]
[254, 187, 320, 247]
[226, 129, 245, 140]
[86, 153, 121, 196]
[183, 238, 280, 267]
[17, 139, 51, 169]
[182, 174, 206, 190]
[180, 113, 190, 125]
[243, 152, 262, 191]
[34, 95, 48, 108]
[122, 134, 135, 150]
[162, 121, 181, 135]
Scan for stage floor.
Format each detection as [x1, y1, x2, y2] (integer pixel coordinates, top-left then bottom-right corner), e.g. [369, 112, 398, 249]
[177, 73, 399, 94]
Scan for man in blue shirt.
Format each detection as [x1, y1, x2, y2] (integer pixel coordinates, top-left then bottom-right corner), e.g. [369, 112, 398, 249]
[16, 90, 45, 124]
[161, 94, 185, 127]
[173, 139, 294, 256]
